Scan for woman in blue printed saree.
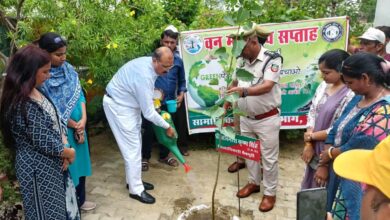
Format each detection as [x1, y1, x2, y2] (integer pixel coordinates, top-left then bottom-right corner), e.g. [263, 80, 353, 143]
[37, 32, 95, 211]
[315, 53, 390, 220]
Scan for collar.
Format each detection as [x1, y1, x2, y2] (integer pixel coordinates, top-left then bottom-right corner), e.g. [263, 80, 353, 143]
[245, 47, 268, 65]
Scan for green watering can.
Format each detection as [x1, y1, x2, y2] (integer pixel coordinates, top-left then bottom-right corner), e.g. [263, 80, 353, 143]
[152, 110, 191, 173]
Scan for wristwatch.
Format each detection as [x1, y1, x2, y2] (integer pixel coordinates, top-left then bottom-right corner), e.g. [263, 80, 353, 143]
[242, 87, 249, 97]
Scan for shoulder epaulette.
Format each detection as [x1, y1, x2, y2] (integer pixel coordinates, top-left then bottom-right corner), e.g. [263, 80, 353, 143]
[264, 50, 283, 63]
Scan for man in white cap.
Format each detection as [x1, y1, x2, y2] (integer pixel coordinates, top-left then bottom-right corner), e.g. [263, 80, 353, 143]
[103, 47, 175, 204]
[358, 27, 387, 58]
[376, 26, 390, 62]
[225, 24, 283, 212]
[141, 25, 189, 171]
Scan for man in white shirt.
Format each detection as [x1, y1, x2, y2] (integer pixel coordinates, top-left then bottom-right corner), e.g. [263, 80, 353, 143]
[103, 47, 175, 204]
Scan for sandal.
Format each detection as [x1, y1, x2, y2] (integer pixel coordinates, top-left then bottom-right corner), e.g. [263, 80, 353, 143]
[158, 157, 179, 167]
[142, 159, 149, 172]
[180, 148, 190, 156]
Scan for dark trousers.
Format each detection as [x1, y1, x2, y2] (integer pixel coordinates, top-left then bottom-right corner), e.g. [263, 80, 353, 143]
[142, 101, 189, 160]
[142, 105, 175, 160]
[76, 176, 86, 207]
[141, 117, 170, 159]
[175, 98, 189, 151]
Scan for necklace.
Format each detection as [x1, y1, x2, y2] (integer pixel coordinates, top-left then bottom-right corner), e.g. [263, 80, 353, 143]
[358, 88, 385, 108]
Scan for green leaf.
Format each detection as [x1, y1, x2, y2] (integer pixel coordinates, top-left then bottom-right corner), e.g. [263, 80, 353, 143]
[286, 8, 297, 15]
[215, 118, 223, 129]
[236, 68, 255, 82]
[225, 92, 239, 103]
[219, 53, 229, 61]
[232, 39, 246, 57]
[221, 126, 236, 140]
[214, 47, 229, 60]
[202, 105, 225, 119]
[249, 4, 262, 16]
[250, 10, 262, 16]
[233, 108, 247, 116]
[223, 15, 236, 26]
[243, 21, 253, 30]
[236, 8, 250, 23]
[214, 47, 226, 55]
[214, 97, 225, 106]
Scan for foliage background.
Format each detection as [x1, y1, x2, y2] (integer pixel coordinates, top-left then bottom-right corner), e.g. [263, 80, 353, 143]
[0, 0, 377, 87]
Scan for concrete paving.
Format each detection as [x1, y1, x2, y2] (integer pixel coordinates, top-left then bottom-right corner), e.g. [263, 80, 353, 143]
[83, 131, 305, 220]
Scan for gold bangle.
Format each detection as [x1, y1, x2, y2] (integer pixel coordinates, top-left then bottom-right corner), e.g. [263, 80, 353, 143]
[328, 147, 334, 159]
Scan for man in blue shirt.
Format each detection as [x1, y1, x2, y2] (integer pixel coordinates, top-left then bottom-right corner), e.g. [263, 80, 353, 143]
[141, 26, 188, 170]
[103, 47, 175, 204]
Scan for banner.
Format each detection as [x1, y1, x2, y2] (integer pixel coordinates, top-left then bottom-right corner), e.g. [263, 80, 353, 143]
[180, 17, 349, 134]
[215, 131, 261, 161]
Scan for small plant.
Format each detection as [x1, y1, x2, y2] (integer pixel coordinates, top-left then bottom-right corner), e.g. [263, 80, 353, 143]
[200, 1, 261, 219]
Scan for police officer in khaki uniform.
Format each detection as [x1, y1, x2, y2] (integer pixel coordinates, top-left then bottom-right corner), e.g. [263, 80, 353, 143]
[225, 24, 282, 212]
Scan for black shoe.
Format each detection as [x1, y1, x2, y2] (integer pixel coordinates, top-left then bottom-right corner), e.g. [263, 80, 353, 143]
[129, 190, 155, 204]
[126, 181, 154, 191]
[142, 181, 154, 190]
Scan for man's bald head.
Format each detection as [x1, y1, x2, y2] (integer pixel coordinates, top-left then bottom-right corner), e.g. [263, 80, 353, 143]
[153, 46, 173, 60]
[152, 46, 174, 75]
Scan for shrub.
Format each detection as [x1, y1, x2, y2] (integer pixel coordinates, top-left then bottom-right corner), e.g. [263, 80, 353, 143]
[0, 135, 22, 220]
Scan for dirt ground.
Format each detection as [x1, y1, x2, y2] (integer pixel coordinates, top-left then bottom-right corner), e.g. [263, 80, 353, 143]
[82, 131, 305, 220]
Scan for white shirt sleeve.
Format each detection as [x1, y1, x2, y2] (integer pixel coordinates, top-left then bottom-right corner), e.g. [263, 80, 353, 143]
[263, 57, 282, 83]
[134, 74, 170, 129]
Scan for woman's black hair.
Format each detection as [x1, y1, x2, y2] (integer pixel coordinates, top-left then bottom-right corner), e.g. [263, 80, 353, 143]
[341, 52, 390, 86]
[37, 32, 67, 53]
[318, 49, 350, 71]
[0, 45, 51, 148]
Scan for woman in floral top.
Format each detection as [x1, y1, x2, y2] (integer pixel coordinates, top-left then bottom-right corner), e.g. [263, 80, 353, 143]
[318, 52, 390, 220]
